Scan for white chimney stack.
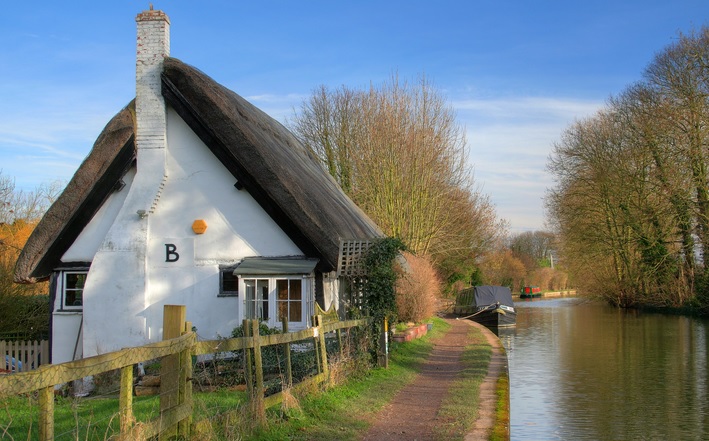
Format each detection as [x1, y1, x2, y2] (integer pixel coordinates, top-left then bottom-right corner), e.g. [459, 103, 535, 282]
[82, 8, 173, 360]
[135, 7, 170, 151]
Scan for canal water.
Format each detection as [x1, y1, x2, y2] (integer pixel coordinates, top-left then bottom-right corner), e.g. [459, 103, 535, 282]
[499, 296, 709, 440]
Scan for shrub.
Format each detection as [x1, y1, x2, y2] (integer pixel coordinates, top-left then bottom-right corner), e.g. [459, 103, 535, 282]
[0, 294, 49, 340]
[394, 252, 440, 323]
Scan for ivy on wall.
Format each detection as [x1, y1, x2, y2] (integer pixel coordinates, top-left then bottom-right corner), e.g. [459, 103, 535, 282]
[361, 237, 406, 322]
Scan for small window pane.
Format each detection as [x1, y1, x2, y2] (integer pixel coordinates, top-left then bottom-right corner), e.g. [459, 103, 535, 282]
[277, 280, 288, 300]
[220, 269, 238, 295]
[278, 302, 288, 321]
[258, 280, 269, 321]
[245, 280, 256, 319]
[290, 280, 302, 300]
[65, 273, 86, 307]
[289, 302, 301, 322]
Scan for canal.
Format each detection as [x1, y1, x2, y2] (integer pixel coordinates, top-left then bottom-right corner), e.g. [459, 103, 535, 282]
[500, 296, 709, 440]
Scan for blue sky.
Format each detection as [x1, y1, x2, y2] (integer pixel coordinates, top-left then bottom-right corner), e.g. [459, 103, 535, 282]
[1, 1, 708, 233]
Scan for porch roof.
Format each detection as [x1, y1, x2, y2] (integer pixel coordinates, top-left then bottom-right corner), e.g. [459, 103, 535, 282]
[233, 257, 319, 276]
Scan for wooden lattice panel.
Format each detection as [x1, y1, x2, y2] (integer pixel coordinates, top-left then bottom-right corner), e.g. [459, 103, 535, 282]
[337, 240, 372, 277]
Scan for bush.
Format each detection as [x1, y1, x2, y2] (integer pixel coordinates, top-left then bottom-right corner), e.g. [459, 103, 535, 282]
[0, 294, 49, 340]
[395, 252, 440, 323]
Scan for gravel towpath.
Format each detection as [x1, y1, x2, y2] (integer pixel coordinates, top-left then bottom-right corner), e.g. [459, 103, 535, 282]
[361, 317, 507, 441]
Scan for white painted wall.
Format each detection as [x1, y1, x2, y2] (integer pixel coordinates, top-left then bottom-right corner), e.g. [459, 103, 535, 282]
[62, 168, 136, 262]
[140, 108, 304, 341]
[322, 272, 340, 312]
[71, 107, 307, 357]
[51, 312, 82, 364]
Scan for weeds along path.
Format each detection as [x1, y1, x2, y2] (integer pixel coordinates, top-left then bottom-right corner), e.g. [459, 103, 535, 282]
[362, 317, 494, 441]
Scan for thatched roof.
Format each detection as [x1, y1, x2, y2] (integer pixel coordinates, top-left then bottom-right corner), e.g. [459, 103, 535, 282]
[14, 105, 136, 283]
[15, 57, 382, 283]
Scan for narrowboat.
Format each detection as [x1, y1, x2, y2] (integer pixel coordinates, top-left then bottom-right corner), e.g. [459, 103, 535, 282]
[454, 285, 516, 328]
[520, 286, 542, 298]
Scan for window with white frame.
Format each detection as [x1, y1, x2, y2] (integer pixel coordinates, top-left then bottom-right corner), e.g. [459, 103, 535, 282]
[244, 279, 269, 321]
[62, 272, 87, 310]
[241, 276, 312, 327]
[277, 279, 302, 322]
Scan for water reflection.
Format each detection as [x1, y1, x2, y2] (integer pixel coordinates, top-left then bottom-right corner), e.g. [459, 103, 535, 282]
[505, 297, 709, 440]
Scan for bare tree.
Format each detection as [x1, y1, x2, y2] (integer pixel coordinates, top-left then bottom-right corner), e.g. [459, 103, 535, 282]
[509, 230, 555, 270]
[290, 74, 502, 274]
[546, 27, 709, 307]
[0, 171, 62, 224]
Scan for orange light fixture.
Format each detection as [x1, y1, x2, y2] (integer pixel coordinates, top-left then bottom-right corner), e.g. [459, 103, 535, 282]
[192, 219, 208, 234]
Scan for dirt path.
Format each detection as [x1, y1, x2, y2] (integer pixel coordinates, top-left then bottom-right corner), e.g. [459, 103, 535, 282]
[361, 317, 507, 441]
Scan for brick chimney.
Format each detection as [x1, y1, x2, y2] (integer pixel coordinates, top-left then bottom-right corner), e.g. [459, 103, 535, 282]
[135, 7, 170, 151]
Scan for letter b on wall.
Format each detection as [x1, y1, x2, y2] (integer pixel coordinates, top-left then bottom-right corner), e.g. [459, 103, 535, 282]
[165, 243, 180, 262]
[151, 238, 194, 268]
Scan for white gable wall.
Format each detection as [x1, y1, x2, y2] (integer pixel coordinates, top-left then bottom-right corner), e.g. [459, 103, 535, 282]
[142, 107, 303, 342]
[50, 169, 137, 364]
[62, 168, 137, 262]
[66, 107, 304, 360]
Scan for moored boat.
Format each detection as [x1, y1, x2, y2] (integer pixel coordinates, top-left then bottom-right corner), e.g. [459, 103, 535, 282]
[520, 286, 542, 298]
[454, 285, 516, 328]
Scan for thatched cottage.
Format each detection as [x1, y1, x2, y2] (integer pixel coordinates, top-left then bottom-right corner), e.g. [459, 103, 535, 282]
[14, 8, 382, 364]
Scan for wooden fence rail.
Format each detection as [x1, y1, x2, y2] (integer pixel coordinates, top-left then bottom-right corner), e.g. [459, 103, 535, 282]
[0, 305, 369, 441]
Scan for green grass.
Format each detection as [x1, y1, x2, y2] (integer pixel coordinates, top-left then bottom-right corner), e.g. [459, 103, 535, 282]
[0, 389, 247, 440]
[432, 325, 493, 441]
[490, 372, 511, 441]
[245, 317, 452, 441]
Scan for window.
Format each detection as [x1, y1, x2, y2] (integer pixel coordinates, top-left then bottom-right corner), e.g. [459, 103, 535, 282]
[63, 272, 87, 309]
[240, 276, 310, 327]
[277, 279, 302, 322]
[244, 279, 269, 321]
[219, 267, 239, 296]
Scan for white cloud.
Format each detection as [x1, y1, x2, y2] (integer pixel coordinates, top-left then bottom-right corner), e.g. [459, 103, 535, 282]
[454, 96, 604, 121]
[453, 96, 605, 232]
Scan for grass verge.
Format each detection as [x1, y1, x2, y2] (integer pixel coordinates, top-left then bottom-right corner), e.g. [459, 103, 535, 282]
[490, 370, 510, 441]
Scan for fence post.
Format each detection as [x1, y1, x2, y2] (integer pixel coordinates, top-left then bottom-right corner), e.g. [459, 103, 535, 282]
[312, 315, 322, 374]
[378, 317, 389, 368]
[336, 328, 344, 358]
[179, 320, 194, 435]
[119, 364, 134, 438]
[160, 304, 186, 440]
[38, 385, 54, 441]
[282, 318, 293, 386]
[251, 319, 266, 426]
[243, 319, 253, 398]
[316, 315, 329, 381]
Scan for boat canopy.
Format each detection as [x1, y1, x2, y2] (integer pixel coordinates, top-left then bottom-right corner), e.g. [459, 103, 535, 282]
[456, 285, 514, 308]
[474, 285, 514, 306]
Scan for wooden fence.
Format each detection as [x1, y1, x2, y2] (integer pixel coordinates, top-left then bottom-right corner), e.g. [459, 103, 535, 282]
[1, 339, 48, 373]
[0, 305, 368, 441]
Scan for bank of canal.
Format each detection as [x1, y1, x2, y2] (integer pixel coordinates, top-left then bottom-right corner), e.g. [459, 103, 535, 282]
[502, 296, 709, 440]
